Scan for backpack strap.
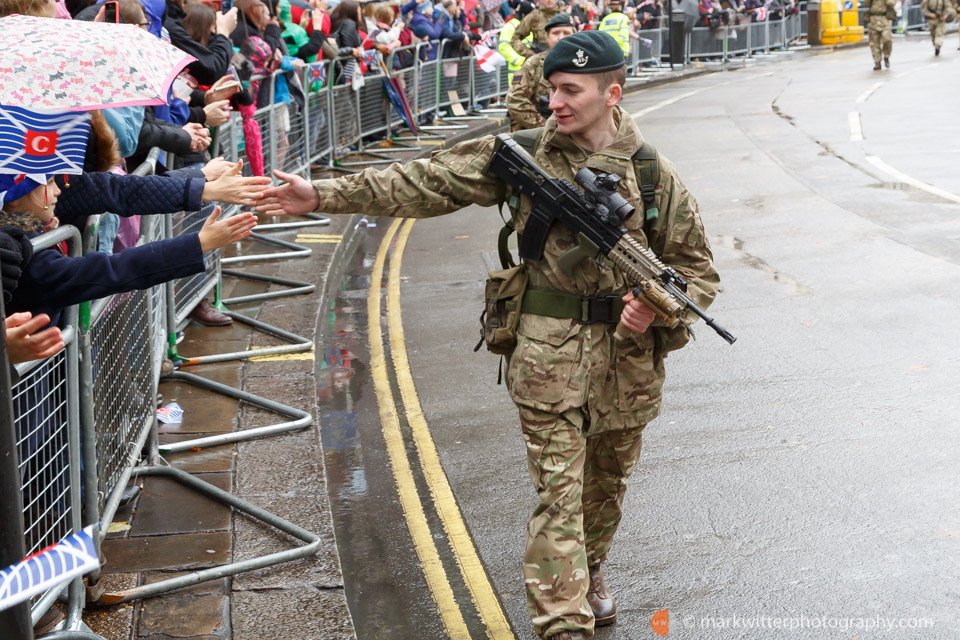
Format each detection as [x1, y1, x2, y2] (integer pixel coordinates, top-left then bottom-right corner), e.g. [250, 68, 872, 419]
[631, 140, 660, 226]
[495, 127, 544, 269]
[511, 126, 544, 154]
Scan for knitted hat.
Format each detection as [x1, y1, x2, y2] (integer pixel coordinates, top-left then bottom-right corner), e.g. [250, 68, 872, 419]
[0, 174, 45, 211]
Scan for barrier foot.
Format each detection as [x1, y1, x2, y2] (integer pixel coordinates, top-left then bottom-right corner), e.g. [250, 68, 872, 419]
[388, 134, 446, 142]
[40, 630, 106, 640]
[95, 465, 320, 605]
[338, 158, 399, 167]
[419, 123, 469, 131]
[365, 140, 424, 153]
[221, 269, 315, 305]
[221, 232, 311, 265]
[157, 370, 312, 452]
[362, 144, 424, 154]
[255, 213, 332, 232]
[175, 309, 312, 367]
[337, 149, 406, 167]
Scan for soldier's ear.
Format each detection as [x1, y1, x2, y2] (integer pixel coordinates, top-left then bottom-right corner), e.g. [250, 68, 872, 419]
[605, 81, 622, 108]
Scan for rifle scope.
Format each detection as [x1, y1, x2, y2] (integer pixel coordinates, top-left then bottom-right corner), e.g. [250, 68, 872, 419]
[574, 168, 635, 225]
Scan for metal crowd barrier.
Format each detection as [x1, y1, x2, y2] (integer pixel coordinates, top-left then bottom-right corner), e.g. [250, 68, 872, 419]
[13, 226, 86, 635]
[685, 13, 809, 63]
[900, 0, 926, 31]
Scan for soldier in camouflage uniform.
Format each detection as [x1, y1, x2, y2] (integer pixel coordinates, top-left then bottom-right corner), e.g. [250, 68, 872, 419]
[867, 0, 896, 70]
[922, 0, 956, 54]
[506, 14, 577, 132]
[258, 31, 720, 640]
[512, 0, 564, 58]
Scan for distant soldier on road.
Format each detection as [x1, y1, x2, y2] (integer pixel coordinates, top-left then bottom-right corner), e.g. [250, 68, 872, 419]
[868, 0, 896, 69]
[258, 31, 720, 640]
[506, 14, 576, 132]
[511, 0, 563, 58]
[921, 0, 956, 55]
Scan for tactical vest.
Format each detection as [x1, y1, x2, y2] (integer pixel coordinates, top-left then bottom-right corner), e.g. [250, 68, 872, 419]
[494, 127, 661, 324]
[497, 126, 659, 264]
[598, 12, 631, 56]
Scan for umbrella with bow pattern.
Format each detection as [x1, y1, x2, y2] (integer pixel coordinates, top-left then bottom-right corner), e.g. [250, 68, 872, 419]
[0, 15, 195, 111]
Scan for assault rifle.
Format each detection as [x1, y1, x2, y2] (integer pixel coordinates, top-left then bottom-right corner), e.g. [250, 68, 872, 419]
[484, 133, 736, 345]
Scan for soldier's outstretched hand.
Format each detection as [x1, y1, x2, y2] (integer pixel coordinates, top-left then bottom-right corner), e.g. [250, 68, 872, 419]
[257, 170, 322, 216]
[620, 291, 657, 335]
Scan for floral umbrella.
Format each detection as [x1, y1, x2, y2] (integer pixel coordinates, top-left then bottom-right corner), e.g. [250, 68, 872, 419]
[0, 15, 195, 111]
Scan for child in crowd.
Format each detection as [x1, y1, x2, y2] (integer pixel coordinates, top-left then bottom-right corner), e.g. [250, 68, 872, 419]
[0, 173, 256, 322]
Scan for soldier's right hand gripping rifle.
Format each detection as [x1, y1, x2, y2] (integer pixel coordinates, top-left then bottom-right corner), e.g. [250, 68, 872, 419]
[484, 133, 736, 345]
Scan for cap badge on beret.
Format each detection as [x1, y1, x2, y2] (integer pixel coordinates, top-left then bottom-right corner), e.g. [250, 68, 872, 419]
[573, 50, 588, 67]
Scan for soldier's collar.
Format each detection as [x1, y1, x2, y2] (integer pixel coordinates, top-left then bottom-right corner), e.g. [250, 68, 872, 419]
[541, 106, 643, 160]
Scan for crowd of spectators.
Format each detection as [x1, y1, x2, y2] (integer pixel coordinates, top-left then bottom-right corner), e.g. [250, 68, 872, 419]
[0, 0, 812, 370]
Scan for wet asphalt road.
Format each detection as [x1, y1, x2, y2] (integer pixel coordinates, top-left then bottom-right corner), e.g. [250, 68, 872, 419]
[322, 37, 960, 640]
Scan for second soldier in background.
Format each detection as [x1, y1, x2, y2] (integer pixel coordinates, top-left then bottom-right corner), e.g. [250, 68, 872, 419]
[506, 13, 577, 131]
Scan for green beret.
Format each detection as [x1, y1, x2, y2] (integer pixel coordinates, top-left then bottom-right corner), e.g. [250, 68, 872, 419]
[542, 30, 626, 79]
[544, 13, 574, 32]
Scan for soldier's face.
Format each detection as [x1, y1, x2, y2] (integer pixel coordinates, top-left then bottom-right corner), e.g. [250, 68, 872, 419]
[548, 72, 622, 137]
[541, 0, 558, 8]
[546, 26, 576, 48]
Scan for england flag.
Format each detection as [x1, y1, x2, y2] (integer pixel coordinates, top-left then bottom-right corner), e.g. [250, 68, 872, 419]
[0, 106, 91, 176]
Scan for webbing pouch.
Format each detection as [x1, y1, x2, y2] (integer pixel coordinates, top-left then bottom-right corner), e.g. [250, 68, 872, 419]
[632, 141, 660, 224]
[474, 264, 528, 357]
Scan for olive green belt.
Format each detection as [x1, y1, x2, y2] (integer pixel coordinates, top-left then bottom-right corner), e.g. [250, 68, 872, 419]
[521, 288, 625, 324]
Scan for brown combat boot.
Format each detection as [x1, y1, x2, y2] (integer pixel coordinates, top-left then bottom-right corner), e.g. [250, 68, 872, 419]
[548, 632, 585, 640]
[873, 61, 881, 70]
[884, 56, 890, 68]
[586, 564, 617, 626]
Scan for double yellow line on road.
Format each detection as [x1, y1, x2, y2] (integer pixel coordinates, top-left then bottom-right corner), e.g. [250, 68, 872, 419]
[368, 218, 514, 639]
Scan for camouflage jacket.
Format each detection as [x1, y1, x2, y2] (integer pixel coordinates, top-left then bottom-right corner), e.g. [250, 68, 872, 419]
[311, 108, 720, 430]
[505, 52, 551, 132]
[511, 6, 562, 58]
[868, 0, 895, 17]
[922, 0, 954, 18]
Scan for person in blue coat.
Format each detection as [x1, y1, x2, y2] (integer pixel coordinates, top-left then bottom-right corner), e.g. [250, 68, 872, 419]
[0, 174, 257, 324]
[402, 0, 444, 60]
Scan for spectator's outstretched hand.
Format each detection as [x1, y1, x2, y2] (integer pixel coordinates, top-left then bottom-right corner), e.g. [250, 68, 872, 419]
[206, 75, 242, 104]
[202, 160, 271, 205]
[256, 170, 320, 216]
[198, 206, 258, 251]
[204, 100, 231, 127]
[202, 156, 233, 181]
[183, 123, 212, 152]
[5, 313, 64, 364]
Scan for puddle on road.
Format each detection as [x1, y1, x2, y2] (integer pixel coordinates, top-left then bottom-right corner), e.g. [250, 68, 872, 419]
[317, 227, 448, 639]
[716, 235, 813, 295]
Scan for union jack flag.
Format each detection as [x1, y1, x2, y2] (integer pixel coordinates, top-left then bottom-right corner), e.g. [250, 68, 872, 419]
[0, 525, 99, 611]
[0, 106, 91, 176]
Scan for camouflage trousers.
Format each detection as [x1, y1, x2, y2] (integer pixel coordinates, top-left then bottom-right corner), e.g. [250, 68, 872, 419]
[519, 404, 645, 639]
[928, 18, 946, 48]
[868, 16, 892, 63]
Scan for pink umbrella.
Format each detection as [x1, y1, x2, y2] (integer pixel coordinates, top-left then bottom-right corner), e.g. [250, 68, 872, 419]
[0, 15, 195, 111]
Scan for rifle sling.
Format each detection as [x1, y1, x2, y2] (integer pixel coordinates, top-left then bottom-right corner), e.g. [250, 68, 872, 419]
[521, 287, 625, 324]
